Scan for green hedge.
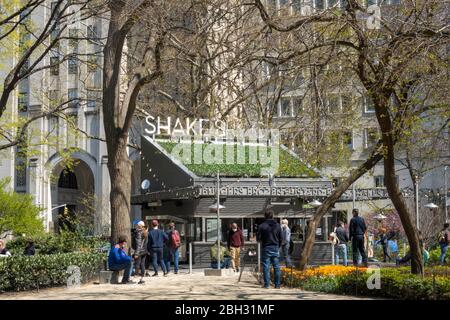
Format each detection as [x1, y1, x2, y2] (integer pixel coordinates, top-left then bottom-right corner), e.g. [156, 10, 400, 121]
[281, 267, 450, 300]
[158, 141, 318, 177]
[0, 252, 106, 292]
[6, 231, 109, 255]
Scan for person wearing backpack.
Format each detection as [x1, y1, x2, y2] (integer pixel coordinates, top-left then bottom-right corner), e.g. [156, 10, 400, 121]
[438, 223, 449, 265]
[377, 228, 391, 263]
[166, 222, 181, 274]
[334, 221, 349, 266]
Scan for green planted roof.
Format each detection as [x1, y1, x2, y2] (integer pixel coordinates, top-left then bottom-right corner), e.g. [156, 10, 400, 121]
[156, 141, 318, 178]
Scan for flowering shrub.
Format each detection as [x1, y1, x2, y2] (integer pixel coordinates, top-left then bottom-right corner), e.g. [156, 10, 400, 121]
[278, 265, 450, 300]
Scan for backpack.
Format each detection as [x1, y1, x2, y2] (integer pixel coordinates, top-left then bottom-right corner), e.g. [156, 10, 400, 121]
[171, 230, 181, 248]
[437, 230, 447, 244]
[329, 229, 340, 245]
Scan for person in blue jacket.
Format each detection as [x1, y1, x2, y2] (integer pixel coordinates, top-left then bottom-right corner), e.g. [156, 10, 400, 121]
[108, 236, 134, 284]
[147, 219, 169, 276]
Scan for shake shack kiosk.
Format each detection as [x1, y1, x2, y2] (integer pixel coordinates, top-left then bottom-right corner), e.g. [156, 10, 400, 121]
[131, 135, 337, 266]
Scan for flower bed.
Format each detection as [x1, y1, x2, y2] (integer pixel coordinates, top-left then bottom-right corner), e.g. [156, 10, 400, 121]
[279, 265, 450, 300]
[0, 252, 106, 292]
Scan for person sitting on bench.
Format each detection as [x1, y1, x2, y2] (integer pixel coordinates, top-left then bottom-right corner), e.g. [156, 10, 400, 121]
[210, 240, 231, 269]
[108, 236, 134, 284]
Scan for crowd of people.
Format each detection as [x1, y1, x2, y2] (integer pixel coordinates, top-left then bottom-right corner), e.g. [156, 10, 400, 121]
[330, 209, 450, 267]
[208, 210, 293, 289]
[1, 210, 448, 289]
[107, 219, 182, 284]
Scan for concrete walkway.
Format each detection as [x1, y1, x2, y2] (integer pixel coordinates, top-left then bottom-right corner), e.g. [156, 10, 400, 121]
[0, 270, 374, 300]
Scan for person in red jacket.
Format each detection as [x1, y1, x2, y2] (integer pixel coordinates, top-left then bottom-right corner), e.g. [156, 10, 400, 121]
[227, 222, 244, 272]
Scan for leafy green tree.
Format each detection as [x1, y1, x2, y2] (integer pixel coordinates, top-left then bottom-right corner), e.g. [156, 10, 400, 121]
[0, 178, 44, 237]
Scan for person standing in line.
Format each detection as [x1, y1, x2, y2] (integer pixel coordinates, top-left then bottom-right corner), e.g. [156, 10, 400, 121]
[257, 210, 282, 289]
[334, 221, 349, 266]
[227, 222, 244, 273]
[132, 221, 148, 284]
[349, 209, 368, 267]
[166, 222, 181, 274]
[438, 223, 449, 265]
[280, 219, 292, 268]
[147, 219, 168, 277]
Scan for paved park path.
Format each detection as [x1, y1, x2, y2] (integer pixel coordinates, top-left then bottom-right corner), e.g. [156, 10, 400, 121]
[0, 270, 374, 300]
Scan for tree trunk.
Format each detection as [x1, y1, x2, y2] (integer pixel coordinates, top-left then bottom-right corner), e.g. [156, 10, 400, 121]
[108, 137, 132, 245]
[383, 142, 423, 275]
[102, 4, 132, 245]
[298, 143, 383, 270]
[374, 94, 424, 275]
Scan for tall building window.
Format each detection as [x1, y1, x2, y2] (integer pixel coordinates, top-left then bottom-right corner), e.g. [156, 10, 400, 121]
[328, 94, 341, 113]
[68, 55, 78, 74]
[292, 0, 302, 11]
[50, 56, 59, 75]
[374, 175, 399, 187]
[48, 90, 59, 108]
[87, 56, 98, 73]
[15, 146, 27, 189]
[18, 92, 28, 112]
[49, 115, 60, 137]
[50, 27, 60, 44]
[315, 0, 325, 10]
[292, 97, 302, 115]
[280, 97, 292, 117]
[68, 28, 78, 49]
[68, 88, 78, 108]
[341, 93, 353, 113]
[328, 0, 339, 7]
[87, 25, 98, 40]
[86, 90, 98, 108]
[364, 95, 375, 113]
[343, 131, 353, 150]
[364, 128, 378, 149]
[51, 1, 60, 17]
[374, 175, 385, 187]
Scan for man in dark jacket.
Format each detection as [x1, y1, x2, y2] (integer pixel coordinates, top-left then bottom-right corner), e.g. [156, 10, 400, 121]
[257, 209, 282, 289]
[227, 222, 244, 272]
[335, 221, 349, 266]
[349, 209, 367, 266]
[108, 236, 134, 284]
[147, 219, 169, 276]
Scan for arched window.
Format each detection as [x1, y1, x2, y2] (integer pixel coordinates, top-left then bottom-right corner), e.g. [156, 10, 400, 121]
[58, 168, 78, 189]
